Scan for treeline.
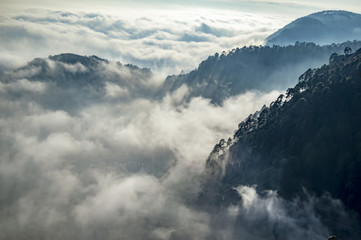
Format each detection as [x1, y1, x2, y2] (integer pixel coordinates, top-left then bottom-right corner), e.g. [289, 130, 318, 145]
[162, 41, 361, 104]
[203, 48, 361, 238]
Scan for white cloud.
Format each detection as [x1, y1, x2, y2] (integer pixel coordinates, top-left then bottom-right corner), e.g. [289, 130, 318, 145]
[220, 185, 330, 240]
[0, 9, 287, 76]
[0, 78, 46, 93]
[234, 185, 258, 209]
[1, 6, 358, 239]
[105, 82, 129, 98]
[0, 53, 359, 239]
[0, 58, 282, 238]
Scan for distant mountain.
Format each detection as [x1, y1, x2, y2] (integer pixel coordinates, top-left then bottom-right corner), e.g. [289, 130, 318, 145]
[2, 53, 154, 112]
[266, 10, 361, 46]
[7, 41, 361, 111]
[161, 40, 361, 105]
[202, 48, 361, 239]
[10, 53, 153, 89]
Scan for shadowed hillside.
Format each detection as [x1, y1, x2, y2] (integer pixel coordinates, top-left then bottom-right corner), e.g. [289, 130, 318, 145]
[202, 48, 361, 239]
[162, 41, 361, 105]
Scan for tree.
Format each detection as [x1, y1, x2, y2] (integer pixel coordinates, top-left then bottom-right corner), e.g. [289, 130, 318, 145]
[329, 53, 338, 64]
[344, 46, 352, 55]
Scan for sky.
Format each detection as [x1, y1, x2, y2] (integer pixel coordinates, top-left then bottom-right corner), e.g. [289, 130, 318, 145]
[2, 0, 361, 14]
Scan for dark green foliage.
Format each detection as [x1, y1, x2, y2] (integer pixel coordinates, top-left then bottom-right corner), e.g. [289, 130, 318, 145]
[49, 53, 108, 66]
[205, 48, 361, 217]
[344, 46, 353, 55]
[162, 41, 361, 105]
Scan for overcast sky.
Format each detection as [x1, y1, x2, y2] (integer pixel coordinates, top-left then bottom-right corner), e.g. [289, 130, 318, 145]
[1, 0, 361, 16]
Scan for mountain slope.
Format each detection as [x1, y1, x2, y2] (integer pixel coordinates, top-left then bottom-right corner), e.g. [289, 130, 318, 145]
[161, 41, 361, 105]
[9, 53, 153, 90]
[203, 48, 361, 239]
[266, 10, 361, 46]
[2, 53, 154, 113]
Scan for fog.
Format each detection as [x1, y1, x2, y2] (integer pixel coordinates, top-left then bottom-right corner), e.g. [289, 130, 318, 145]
[206, 185, 360, 240]
[0, 56, 284, 239]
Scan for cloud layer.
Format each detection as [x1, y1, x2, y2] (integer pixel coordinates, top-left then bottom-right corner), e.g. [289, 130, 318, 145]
[2, 55, 358, 239]
[0, 9, 287, 76]
[1, 8, 358, 239]
[0, 56, 283, 239]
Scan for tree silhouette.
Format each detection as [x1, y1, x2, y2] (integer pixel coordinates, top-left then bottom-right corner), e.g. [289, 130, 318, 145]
[344, 46, 352, 55]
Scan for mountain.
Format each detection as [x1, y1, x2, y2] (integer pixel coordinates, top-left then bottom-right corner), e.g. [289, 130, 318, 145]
[161, 40, 361, 105]
[9, 53, 153, 89]
[6, 41, 361, 111]
[266, 10, 361, 46]
[202, 48, 361, 239]
[2, 53, 154, 113]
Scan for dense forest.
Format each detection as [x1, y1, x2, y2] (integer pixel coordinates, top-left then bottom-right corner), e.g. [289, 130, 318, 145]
[202, 48, 361, 239]
[162, 41, 361, 105]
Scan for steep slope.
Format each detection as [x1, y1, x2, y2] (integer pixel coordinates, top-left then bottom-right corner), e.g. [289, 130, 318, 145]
[266, 10, 361, 46]
[161, 41, 361, 105]
[203, 49, 361, 239]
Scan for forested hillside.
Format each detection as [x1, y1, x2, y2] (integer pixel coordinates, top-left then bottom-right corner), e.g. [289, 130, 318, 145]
[162, 41, 361, 104]
[202, 48, 361, 239]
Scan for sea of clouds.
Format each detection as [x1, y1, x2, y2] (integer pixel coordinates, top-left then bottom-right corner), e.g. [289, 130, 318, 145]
[0, 8, 357, 240]
[0, 8, 287, 76]
[1, 54, 359, 239]
[0, 56, 283, 239]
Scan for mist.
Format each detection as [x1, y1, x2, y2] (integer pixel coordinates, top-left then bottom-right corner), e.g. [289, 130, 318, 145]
[0, 55, 285, 239]
[205, 185, 361, 240]
[1, 52, 358, 239]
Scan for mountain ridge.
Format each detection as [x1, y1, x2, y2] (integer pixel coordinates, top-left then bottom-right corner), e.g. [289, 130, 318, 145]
[1, 53, 155, 113]
[266, 10, 361, 46]
[201, 48, 361, 239]
[161, 40, 361, 105]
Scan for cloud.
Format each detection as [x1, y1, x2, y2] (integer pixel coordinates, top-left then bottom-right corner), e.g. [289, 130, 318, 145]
[0, 55, 284, 239]
[105, 82, 129, 98]
[2, 54, 359, 239]
[0, 9, 287, 76]
[0, 78, 46, 93]
[1, 9, 358, 239]
[231, 186, 329, 240]
[207, 185, 360, 240]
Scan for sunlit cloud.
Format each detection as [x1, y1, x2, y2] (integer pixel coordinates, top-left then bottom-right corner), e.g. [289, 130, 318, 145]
[0, 9, 287, 76]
